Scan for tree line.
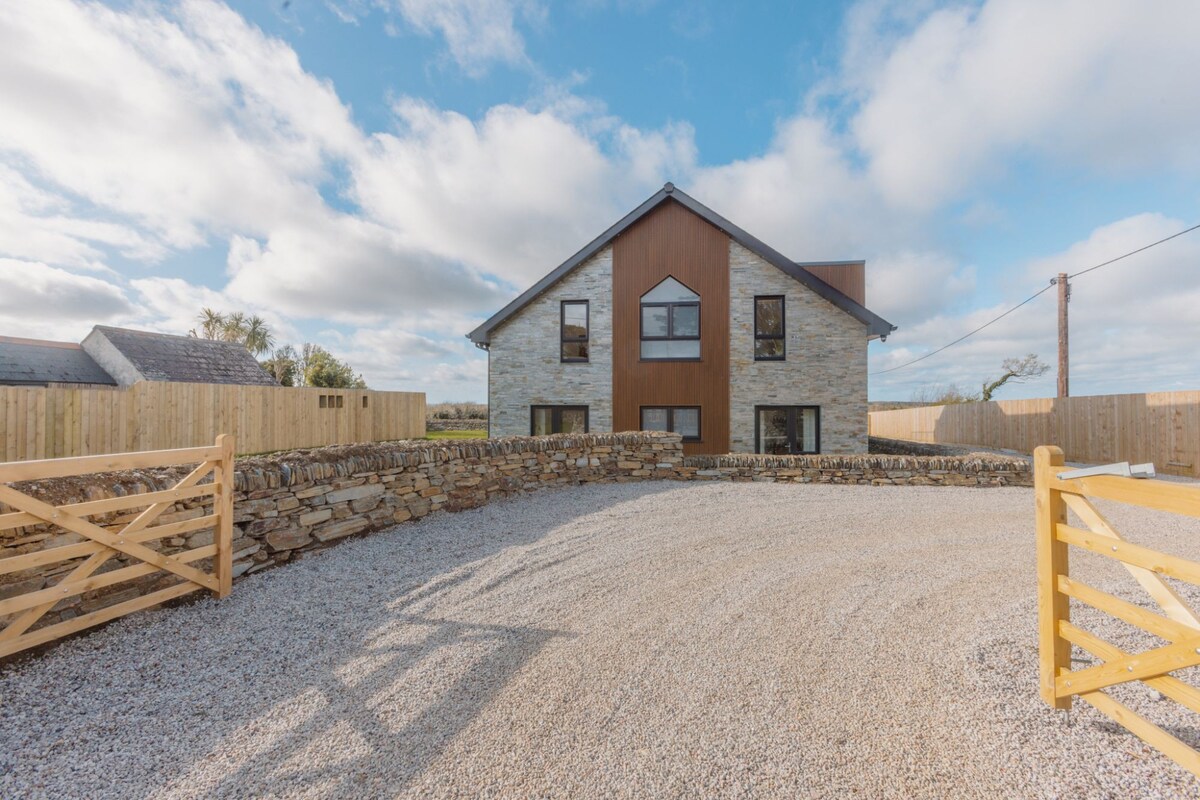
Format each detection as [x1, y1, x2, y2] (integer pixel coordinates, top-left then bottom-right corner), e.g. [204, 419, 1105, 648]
[190, 308, 366, 388]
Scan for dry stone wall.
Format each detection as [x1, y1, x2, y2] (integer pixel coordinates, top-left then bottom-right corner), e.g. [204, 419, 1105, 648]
[682, 452, 1032, 487]
[0, 433, 1029, 643]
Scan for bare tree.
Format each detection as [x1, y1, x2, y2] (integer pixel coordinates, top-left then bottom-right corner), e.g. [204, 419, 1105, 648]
[980, 353, 1050, 401]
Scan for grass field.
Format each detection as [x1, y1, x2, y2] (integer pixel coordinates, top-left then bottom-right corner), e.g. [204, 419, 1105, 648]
[425, 429, 487, 440]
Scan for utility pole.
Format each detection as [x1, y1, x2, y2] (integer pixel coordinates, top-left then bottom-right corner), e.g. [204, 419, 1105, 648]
[1054, 272, 1070, 397]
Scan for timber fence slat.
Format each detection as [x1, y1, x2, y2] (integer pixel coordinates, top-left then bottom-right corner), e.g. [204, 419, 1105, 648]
[870, 391, 1200, 478]
[0, 582, 204, 660]
[0, 382, 424, 463]
[1035, 444, 1200, 779]
[1062, 493, 1200, 629]
[0, 486, 218, 593]
[0, 446, 219, 481]
[0, 435, 235, 658]
[1075, 684, 1200, 777]
[1057, 576, 1197, 643]
[0, 482, 216, 532]
[0, 515, 217, 577]
[1062, 622, 1200, 717]
[1056, 523, 1200, 586]
[0, 544, 218, 617]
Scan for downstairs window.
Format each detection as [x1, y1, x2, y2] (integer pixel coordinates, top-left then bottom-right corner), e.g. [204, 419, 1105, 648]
[640, 406, 701, 442]
[531, 405, 589, 435]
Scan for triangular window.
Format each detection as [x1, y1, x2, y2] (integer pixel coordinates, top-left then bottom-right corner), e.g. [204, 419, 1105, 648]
[640, 277, 700, 360]
[641, 276, 699, 303]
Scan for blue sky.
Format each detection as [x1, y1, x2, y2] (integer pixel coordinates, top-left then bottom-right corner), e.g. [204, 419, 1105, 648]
[1, 0, 1198, 402]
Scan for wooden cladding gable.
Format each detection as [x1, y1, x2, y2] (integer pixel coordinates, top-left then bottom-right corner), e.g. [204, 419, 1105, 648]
[612, 200, 731, 454]
[800, 263, 865, 307]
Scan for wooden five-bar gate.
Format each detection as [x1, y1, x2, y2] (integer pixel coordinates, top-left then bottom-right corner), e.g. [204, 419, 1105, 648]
[1035, 445, 1200, 777]
[0, 435, 235, 658]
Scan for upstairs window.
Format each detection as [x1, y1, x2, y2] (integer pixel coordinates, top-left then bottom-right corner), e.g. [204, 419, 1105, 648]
[640, 277, 700, 360]
[754, 296, 785, 360]
[561, 300, 589, 362]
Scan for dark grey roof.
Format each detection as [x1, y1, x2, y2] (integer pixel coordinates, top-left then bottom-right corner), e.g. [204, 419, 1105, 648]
[94, 326, 278, 386]
[0, 337, 117, 386]
[467, 183, 897, 345]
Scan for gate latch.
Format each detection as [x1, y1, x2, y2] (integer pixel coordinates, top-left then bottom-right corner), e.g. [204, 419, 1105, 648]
[1057, 462, 1156, 480]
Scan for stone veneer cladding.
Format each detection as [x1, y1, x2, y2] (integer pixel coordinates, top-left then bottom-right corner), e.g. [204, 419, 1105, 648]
[728, 242, 869, 454]
[488, 247, 613, 437]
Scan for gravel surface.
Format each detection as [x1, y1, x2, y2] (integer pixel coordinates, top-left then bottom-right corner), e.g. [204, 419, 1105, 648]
[3, 481, 1200, 799]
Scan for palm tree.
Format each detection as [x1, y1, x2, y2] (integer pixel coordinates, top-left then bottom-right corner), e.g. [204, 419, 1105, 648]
[221, 311, 248, 344]
[195, 308, 226, 339]
[243, 315, 275, 357]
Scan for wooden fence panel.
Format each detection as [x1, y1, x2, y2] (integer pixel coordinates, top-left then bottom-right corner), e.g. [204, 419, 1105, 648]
[0, 383, 425, 462]
[869, 391, 1200, 477]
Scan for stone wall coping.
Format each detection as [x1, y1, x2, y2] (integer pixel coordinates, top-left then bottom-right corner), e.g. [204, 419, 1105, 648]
[685, 451, 1030, 472]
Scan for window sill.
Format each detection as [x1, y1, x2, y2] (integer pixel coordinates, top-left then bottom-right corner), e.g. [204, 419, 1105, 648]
[753, 357, 786, 362]
[639, 358, 703, 363]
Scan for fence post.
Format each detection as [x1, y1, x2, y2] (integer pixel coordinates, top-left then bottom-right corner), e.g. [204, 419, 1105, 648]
[213, 434, 235, 598]
[1035, 445, 1072, 709]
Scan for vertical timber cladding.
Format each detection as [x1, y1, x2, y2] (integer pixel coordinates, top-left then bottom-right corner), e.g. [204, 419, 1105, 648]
[612, 200, 731, 455]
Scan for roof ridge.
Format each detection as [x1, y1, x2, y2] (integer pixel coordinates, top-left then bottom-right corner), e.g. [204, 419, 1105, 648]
[0, 335, 83, 349]
[467, 183, 895, 344]
[94, 325, 252, 347]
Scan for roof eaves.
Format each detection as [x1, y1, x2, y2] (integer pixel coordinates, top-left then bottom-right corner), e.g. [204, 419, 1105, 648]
[467, 187, 672, 346]
[664, 190, 897, 340]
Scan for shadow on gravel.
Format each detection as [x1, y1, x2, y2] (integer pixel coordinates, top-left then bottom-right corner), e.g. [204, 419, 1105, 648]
[0, 482, 693, 798]
[191, 613, 574, 797]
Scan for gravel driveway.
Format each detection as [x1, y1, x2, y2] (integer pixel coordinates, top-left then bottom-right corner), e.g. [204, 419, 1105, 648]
[3, 481, 1200, 799]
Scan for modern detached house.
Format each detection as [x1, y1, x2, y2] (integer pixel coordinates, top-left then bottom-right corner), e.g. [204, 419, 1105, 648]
[468, 184, 895, 455]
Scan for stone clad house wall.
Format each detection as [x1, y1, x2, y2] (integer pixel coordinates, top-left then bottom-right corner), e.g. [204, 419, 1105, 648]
[488, 247, 613, 437]
[484, 226, 875, 454]
[727, 242, 869, 453]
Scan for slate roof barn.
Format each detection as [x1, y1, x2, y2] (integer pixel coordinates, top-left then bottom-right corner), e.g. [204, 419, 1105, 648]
[0, 336, 117, 387]
[81, 326, 279, 387]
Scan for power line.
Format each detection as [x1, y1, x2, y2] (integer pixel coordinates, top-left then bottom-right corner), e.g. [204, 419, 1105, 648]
[870, 221, 1200, 377]
[870, 284, 1053, 375]
[1068, 222, 1200, 279]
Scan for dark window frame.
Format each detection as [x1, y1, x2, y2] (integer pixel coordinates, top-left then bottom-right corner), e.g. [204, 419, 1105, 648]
[638, 299, 700, 362]
[560, 300, 590, 363]
[639, 405, 702, 443]
[530, 405, 590, 435]
[754, 405, 820, 455]
[754, 295, 786, 361]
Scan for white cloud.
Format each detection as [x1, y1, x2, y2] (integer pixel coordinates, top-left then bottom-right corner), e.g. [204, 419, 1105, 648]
[691, 116, 896, 260]
[0, 0, 360, 249]
[222, 211, 507, 324]
[383, 0, 544, 76]
[847, 0, 1200, 210]
[0, 166, 164, 270]
[353, 98, 692, 286]
[865, 250, 975, 324]
[0, 259, 134, 339]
